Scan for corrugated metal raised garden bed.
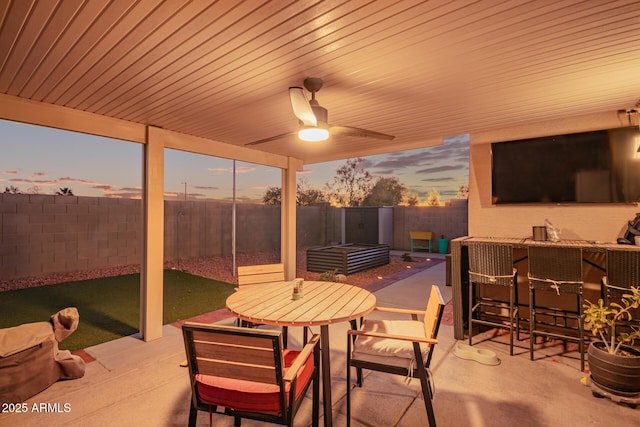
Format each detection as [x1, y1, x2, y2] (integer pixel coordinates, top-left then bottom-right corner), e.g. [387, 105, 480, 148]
[306, 243, 390, 275]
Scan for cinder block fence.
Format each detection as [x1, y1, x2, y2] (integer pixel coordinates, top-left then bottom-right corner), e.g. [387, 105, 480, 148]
[0, 194, 467, 281]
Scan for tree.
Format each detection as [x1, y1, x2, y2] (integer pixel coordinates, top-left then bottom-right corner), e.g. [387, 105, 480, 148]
[362, 176, 407, 206]
[296, 178, 326, 206]
[405, 193, 419, 206]
[456, 185, 469, 199]
[262, 186, 281, 205]
[261, 179, 326, 206]
[325, 158, 373, 207]
[426, 188, 441, 206]
[55, 187, 74, 196]
[3, 185, 21, 194]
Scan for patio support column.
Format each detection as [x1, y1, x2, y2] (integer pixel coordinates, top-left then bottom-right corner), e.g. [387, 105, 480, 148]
[140, 126, 165, 341]
[281, 157, 303, 280]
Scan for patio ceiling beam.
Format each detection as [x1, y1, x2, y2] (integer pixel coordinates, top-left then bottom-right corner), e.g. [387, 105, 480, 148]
[0, 94, 146, 144]
[156, 126, 293, 170]
[0, 93, 297, 171]
[469, 110, 624, 145]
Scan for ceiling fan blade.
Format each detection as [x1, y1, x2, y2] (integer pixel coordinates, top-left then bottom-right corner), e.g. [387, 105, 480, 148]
[289, 86, 317, 126]
[245, 131, 296, 146]
[330, 125, 395, 140]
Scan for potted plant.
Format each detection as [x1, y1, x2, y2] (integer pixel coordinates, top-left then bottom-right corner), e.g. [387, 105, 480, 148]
[437, 234, 449, 254]
[583, 286, 640, 393]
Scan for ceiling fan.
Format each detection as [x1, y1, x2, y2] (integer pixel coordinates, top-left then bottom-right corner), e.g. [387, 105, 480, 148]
[245, 77, 395, 146]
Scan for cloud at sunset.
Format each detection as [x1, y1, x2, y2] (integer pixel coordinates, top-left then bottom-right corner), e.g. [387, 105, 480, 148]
[207, 166, 256, 174]
[416, 164, 465, 174]
[194, 185, 220, 190]
[2, 119, 469, 202]
[3, 171, 142, 198]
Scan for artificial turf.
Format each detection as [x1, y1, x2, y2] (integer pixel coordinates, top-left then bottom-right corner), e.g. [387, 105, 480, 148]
[0, 270, 235, 351]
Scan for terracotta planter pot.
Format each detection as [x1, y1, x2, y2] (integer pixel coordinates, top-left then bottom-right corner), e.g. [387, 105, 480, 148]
[588, 341, 640, 393]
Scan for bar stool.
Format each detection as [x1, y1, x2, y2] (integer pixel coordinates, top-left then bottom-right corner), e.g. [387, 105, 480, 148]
[602, 248, 640, 305]
[468, 242, 519, 355]
[528, 245, 584, 371]
[602, 248, 640, 332]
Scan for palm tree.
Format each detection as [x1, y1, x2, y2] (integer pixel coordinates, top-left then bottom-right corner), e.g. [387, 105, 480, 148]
[3, 185, 21, 194]
[55, 187, 74, 196]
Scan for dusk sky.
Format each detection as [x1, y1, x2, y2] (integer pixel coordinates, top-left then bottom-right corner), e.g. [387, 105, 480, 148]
[1, 119, 469, 204]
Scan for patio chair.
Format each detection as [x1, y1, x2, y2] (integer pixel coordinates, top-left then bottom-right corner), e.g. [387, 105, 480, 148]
[182, 322, 320, 427]
[346, 285, 445, 427]
[601, 248, 640, 332]
[602, 248, 640, 305]
[237, 263, 285, 288]
[467, 242, 519, 355]
[528, 246, 585, 371]
[236, 263, 293, 345]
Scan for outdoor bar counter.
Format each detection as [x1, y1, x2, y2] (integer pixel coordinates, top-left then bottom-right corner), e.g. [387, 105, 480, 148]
[450, 236, 640, 340]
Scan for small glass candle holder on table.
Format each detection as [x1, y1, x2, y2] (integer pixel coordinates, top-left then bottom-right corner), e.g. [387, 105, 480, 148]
[292, 278, 304, 300]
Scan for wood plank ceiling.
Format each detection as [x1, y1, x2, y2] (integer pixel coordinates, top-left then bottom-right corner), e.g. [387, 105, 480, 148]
[1, 0, 639, 164]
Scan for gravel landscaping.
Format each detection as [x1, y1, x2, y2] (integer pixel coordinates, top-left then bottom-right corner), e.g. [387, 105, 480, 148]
[0, 247, 424, 292]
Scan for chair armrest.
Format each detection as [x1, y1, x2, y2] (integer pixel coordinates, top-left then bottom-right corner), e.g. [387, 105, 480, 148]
[284, 334, 320, 382]
[347, 329, 438, 345]
[375, 306, 423, 316]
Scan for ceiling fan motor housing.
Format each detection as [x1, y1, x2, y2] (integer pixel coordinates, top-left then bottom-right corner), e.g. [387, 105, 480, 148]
[303, 77, 324, 93]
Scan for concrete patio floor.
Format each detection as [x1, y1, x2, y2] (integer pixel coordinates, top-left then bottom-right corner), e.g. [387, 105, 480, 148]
[1, 253, 638, 426]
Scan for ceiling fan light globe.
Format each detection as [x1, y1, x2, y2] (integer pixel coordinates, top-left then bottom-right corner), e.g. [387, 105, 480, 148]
[298, 126, 329, 142]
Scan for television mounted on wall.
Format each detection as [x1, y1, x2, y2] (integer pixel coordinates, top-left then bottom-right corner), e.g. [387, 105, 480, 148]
[491, 126, 640, 204]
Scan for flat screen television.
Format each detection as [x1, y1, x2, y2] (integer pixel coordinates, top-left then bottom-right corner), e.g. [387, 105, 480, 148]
[491, 126, 640, 204]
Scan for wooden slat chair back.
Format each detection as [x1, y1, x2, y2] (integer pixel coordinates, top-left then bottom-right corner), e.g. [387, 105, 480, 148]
[182, 322, 320, 427]
[346, 285, 446, 427]
[237, 263, 285, 287]
[235, 263, 296, 347]
[235, 263, 289, 344]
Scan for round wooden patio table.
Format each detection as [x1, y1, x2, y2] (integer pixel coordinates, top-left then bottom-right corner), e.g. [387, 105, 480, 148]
[226, 280, 376, 427]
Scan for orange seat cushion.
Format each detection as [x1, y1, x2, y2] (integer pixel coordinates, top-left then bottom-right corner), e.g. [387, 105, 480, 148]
[195, 349, 314, 413]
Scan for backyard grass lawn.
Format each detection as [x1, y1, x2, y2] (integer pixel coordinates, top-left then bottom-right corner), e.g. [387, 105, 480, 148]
[0, 270, 236, 351]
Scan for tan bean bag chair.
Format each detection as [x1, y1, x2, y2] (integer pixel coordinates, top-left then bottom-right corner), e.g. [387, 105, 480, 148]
[0, 307, 85, 404]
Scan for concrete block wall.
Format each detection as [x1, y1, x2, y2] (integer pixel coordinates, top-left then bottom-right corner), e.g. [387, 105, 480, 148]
[0, 194, 141, 280]
[296, 202, 342, 247]
[236, 203, 282, 252]
[1, 194, 468, 281]
[393, 199, 469, 253]
[162, 202, 333, 260]
[164, 200, 234, 261]
[297, 204, 322, 247]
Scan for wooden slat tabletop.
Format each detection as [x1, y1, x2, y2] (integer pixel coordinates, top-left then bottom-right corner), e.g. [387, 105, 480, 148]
[226, 281, 377, 327]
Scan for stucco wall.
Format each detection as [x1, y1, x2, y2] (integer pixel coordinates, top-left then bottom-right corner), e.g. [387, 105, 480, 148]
[468, 142, 639, 242]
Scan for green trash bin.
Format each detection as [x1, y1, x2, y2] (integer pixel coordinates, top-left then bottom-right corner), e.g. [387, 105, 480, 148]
[438, 238, 449, 254]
